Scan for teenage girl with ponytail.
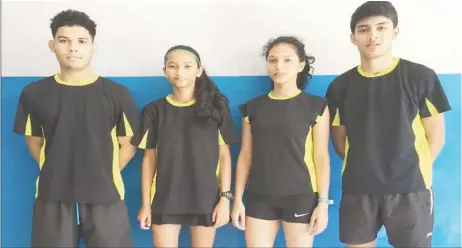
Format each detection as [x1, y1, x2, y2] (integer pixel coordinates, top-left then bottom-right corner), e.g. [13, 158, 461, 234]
[231, 36, 331, 247]
[131, 45, 236, 247]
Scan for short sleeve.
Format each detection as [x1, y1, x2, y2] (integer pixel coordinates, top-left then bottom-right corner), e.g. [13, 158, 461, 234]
[238, 103, 251, 124]
[313, 99, 328, 124]
[218, 104, 237, 145]
[325, 80, 344, 126]
[13, 87, 43, 137]
[419, 71, 451, 118]
[116, 88, 140, 137]
[131, 104, 158, 149]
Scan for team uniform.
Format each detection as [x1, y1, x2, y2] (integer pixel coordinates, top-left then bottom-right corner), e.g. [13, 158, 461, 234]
[239, 91, 327, 223]
[131, 95, 236, 226]
[326, 58, 451, 246]
[13, 75, 139, 247]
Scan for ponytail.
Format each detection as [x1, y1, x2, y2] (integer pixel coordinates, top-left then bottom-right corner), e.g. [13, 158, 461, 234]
[193, 69, 229, 126]
[296, 55, 315, 90]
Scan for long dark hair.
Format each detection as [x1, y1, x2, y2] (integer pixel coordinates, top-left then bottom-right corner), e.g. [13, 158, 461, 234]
[164, 45, 229, 126]
[262, 36, 315, 90]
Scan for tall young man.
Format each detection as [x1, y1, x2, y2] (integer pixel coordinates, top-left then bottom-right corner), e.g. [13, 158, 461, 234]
[13, 9, 139, 247]
[326, 1, 451, 247]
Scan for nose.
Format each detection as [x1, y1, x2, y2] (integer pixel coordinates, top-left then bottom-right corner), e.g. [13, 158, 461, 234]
[176, 67, 185, 77]
[276, 60, 284, 71]
[368, 30, 378, 41]
[68, 41, 78, 52]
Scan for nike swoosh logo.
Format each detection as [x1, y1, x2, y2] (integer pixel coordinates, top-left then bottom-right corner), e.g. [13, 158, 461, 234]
[294, 213, 309, 217]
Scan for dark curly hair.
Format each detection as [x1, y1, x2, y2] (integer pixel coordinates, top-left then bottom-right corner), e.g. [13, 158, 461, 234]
[50, 9, 97, 40]
[164, 45, 229, 126]
[262, 36, 315, 90]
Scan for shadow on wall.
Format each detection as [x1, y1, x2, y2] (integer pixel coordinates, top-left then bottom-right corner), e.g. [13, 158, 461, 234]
[1, 74, 460, 247]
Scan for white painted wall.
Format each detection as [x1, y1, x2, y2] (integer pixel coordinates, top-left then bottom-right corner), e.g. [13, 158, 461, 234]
[2, 0, 461, 76]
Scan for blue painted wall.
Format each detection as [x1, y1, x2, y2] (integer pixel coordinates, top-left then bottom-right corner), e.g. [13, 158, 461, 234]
[2, 74, 460, 247]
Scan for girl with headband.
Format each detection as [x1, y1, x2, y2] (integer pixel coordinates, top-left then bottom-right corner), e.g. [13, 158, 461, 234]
[131, 45, 236, 247]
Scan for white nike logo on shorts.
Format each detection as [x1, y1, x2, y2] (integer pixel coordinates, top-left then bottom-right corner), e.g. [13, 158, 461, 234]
[294, 213, 309, 217]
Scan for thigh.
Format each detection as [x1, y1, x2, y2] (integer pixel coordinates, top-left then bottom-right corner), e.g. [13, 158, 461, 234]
[383, 189, 434, 247]
[152, 224, 182, 248]
[190, 225, 216, 248]
[282, 221, 314, 247]
[31, 200, 80, 248]
[80, 201, 133, 248]
[339, 193, 382, 245]
[280, 193, 318, 224]
[245, 216, 280, 248]
[279, 193, 317, 247]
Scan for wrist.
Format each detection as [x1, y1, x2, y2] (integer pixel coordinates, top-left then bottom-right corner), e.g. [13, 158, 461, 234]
[317, 197, 333, 206]
[219, 190, 234, 201]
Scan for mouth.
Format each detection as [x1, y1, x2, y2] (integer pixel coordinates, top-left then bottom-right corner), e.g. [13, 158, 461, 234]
[366, 43, 380, 48]
[67, 56, 82, 60]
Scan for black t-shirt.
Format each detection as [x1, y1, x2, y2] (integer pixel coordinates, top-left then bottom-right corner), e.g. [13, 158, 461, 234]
[239, 91, 327, 197]
[13, 75, 140, 204]
[326, 58, 451, 194]
[131, 95, 236, 214]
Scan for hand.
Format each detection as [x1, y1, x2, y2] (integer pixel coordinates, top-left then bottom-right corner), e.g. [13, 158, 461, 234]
[308, 203, 328, 235]
[213, 198, 230, 228]
[137, 205, 151, 230]
[231, 200, 246, 231]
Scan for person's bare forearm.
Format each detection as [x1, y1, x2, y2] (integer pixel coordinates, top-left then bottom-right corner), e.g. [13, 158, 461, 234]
[141, 150, 156, 207]
[25, 136, 43, 164]
[219, 147, 232, 192]
[234, 154, 251, 201]
[119, 143, 137, 170]
[315, 153, 330, 199]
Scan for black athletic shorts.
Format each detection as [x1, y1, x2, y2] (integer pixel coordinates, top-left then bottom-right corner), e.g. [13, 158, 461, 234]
[152, 213, 222, 227]
[339, 188, 434, 247]
[31, 199, 133, 247]
[246, 192, 318, 223]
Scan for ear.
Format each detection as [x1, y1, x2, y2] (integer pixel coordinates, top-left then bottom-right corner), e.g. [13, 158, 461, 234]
[92, 41, 98, 55]
[163, 66, 167, 76]
[392, 27, 399, 40]
[299, 60, 306, 73]
[48, 40, 55, 53]
[350, 33, 357, 46]
[196, 65, 204, 77]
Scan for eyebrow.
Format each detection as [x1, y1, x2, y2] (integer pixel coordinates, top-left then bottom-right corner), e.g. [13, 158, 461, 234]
[167, 61, 193, 64]
[357, 21, 389, 29]
[268, 54, 295, 58]
[57, 36, 89, 40]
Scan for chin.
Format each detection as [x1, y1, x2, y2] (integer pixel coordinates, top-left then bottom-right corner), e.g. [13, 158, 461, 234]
[173, 82, 191, 88]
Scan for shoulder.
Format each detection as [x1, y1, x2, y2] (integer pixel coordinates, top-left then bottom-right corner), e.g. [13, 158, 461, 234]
[141, 97, 167, 115]
[326, 67, 357, 95]
[243, 93, 270, 107]
[20, 76, 55, 100]
[398, 58, 435, 75]
[99, 77, 131, 95]
[300, 92, 326, 103]
[397, 58, 437, 81]
[299, 92, 328, 113]
[397, 59, 440, 91]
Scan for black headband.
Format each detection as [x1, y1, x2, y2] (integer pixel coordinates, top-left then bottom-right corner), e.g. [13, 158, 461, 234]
[164, 45, 201, 65]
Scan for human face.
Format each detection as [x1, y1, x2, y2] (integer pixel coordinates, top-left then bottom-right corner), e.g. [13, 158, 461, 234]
[48, 25, 95, 71]
[163, 50, 203, 89]
[266, 43, 305, 87]
[351, 15, 398, 60]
